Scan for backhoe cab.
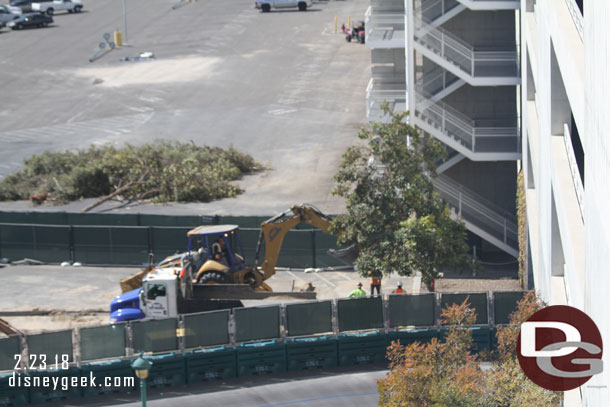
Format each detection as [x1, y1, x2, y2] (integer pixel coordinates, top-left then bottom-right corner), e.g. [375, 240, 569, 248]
[184, 224, 270, 291]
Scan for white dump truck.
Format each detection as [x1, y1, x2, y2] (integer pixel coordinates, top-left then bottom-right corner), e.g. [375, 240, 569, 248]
[32, 0, 82, 15]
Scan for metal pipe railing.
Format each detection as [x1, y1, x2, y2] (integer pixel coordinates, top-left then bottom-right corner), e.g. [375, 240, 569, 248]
[415, 88, 520, 154]
[433, 174, 518, 245]
[414, 20, 518, 78]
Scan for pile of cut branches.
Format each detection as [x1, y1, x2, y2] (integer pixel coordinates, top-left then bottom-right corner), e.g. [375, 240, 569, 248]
[0, 141, 263, 210]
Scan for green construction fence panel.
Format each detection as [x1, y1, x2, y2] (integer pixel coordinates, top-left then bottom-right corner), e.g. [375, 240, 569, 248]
[0, 212, 68, 225]
[440, 293, 489, 325]
[275, 230, 315, 269]
[0, 336, 20, 372]
[285, 301, 332, 337]
[337, 331, 387, 366]
[183, 310, 230, 349]
[150, 227, 190, 261]
[387, 328, 440, 347]
[0, 372, 29, 406]
[185, 346, 237, 383]
[28, 367, 82, 404]
[337, 297, 384, 332]
[145, 352, 186, 388]
[313, 232, 346, 268]
[218, 216, 268, 228]
[494, 291, 528, 325]
[440, 326, 492, 353]
[80, 359, 135, 397]
[0, 224, 70, 263]
[66, 213, 139, 226]
[286, 336, 338, 371]
[234, 306, 280, 343]
[388, 294, 436, 328]
[73, 226, 148, 265]
[26, 330, 73, 364]
[131, 318, 178, 354]
[236, 340, 286, 377]
[139, 214, 200, 227]
[79, 324, 126, 361]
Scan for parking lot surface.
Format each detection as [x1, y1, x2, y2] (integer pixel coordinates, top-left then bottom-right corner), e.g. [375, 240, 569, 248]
[0, 0, 371, 215]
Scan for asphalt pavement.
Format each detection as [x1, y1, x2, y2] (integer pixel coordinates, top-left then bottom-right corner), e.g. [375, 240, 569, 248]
[0, 0, 371, 216]
[0, 264, 416, 313]
[48, 367, 387, 407]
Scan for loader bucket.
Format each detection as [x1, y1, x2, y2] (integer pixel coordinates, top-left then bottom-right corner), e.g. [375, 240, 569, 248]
[120, 268, 150, 293]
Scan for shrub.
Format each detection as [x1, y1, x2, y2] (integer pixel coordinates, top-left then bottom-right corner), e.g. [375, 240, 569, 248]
[0, 141, 263, 206]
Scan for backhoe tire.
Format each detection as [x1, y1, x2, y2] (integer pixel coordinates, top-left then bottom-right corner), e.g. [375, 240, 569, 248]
[298, 2, 307, 11]
[197, 272, 228, 284]
[261, 4, 270, 12]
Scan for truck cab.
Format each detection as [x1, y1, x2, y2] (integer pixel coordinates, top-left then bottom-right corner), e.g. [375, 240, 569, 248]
[110, 265, 182, 323]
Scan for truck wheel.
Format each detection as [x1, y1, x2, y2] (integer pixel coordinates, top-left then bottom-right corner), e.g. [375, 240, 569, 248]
[198, 272, 227, 284]
[261, 4, 270, 12]
[15, 23, 23, 30]
[74, 5, 82, 13]
[46, 8, 54, 16]
[298, 2, 307, 11]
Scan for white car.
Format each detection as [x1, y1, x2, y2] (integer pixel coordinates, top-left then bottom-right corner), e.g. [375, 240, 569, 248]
[31, 0, 82, 15]
[255, 0, 312, 12]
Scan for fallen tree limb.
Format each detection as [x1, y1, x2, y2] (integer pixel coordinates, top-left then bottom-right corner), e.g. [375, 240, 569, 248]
[81, 171, 149, 213]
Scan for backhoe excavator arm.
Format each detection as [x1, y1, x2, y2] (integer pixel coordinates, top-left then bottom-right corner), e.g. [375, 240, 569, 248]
[254, 204, 333, 282]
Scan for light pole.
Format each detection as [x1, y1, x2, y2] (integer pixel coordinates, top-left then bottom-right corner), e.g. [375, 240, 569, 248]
[132, 353, 152, 407]
[122, 0, 128, 44]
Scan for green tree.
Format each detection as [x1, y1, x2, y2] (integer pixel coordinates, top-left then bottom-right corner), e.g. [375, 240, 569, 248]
[331, 108, 472, 287]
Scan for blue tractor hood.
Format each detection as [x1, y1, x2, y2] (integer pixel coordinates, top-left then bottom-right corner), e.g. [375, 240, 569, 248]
[110, 288, 143, 321]
[110, 307, 145, 322]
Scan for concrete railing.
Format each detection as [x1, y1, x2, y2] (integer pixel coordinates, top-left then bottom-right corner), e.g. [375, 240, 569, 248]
[563, 123, 585, 219]
[365, 6, 405, 46]
[564, 0, 583, 41]
[366, 78, 407, 121]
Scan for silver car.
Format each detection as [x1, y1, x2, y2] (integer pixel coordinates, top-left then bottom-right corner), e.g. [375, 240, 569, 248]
[0, 5, 20, 27]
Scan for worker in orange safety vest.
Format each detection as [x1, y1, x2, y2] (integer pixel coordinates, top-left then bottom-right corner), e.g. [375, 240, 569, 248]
[391, 281, 407, 295]
[368, 270, 382, 297]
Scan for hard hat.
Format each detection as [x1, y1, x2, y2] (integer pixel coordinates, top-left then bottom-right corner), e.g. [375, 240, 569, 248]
[357, 282, 362, 287]
[397, 282, 402, 287]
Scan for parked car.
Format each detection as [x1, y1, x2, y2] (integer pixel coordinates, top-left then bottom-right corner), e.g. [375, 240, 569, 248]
[32, 0, 82, 15]
[8, 0, 50, 13]
[0, 5, 20, 28]
[6, 12, 52, 29]
[254, 0, 312, 12]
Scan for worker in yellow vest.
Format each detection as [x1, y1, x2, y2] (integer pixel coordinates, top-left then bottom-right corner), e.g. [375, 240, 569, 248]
[348, 282, 367, 298]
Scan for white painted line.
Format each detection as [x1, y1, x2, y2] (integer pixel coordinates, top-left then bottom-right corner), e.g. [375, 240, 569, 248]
[337, 273, 353, 281]
[286, 270, 305, 282]
[315, 273, 336, 287]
